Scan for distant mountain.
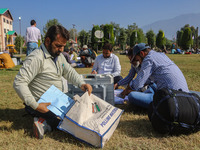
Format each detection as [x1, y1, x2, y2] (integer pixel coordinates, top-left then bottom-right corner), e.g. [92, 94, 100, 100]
[142, 13, 200, 40]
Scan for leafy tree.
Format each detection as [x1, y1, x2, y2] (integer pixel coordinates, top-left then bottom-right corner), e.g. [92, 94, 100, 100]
[125, 23, 138, 45]
[181, 27, 193, 50]
[100, 24, 104, 30]
[129, 29, 145, 48]
[195, 27, 199, 48]
[119, 28, 127, 50]
[137, 28, 145, 43]
[190, 26, 196, 37]
[176, 30, 183, 47]
[182, 24, 190, 30]
[87, 30, 92, 47]
[198, 35, 200, 48]
[165, 38, 173, 50]
[110, 22, 120, 46]
[130, 30, 137, 48]
[43, 19, 61, 37]
[103, 24, 114, 45]
[41, 34, 44, 43]
[146, 30, 155, 48]
[78, 30, 90, 48]
[14, 35, 24, 51]
[69, 28, 78, 41]
[156, 30, 166, 49]
[91, 25, 102, 51]
[190, 26, 198, 48]
[177, 24, 198, 48]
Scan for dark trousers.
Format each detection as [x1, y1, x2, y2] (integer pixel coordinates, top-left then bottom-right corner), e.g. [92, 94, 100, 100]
[25, 105, 60, 130]
[114, 76, 123, 84]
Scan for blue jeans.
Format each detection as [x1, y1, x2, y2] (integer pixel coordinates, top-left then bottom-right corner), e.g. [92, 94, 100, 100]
[26, 42, 38, 56]
[128, 83, 157, 108]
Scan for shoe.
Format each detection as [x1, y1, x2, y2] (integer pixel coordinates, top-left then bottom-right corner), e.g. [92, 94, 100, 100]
[33, 117, 51, 139]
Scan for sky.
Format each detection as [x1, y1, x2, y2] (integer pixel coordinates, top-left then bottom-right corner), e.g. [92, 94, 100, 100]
[2, 0, 200, 37]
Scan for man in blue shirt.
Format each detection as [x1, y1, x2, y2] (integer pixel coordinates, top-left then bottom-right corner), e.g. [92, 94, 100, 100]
[91, 43, 123, 84]
[123, 43, 189, 108]
[114, 49, 153, 98]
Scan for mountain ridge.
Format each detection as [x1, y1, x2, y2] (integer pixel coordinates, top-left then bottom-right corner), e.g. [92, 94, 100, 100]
[141, 13, 200, 40]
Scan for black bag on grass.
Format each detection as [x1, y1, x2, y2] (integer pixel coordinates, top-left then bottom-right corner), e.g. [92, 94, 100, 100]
[148, 88, 200, 134]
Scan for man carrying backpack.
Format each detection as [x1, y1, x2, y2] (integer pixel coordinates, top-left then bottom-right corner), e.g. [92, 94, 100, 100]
[123, 43, 189, 108]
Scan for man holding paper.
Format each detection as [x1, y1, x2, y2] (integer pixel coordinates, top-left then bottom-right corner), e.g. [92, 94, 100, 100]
[13, 25, 92, 139]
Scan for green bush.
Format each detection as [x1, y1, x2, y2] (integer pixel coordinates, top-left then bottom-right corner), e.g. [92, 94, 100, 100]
[103, 24, 114, 45]
[181, 27, 193, 50]
[156, 30, 166, 49]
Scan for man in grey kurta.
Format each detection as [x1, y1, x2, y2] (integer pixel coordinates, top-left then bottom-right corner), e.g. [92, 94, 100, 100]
[13, 25, 92, 139]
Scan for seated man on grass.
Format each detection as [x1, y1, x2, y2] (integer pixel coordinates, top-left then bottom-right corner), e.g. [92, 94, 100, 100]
[80, 45, 96, 68]
[122, 43, 189, 108]
[62, 48, 76, 67]
[91, 43, 123, 84]
[13, 25, 92, 139]
[69, 47, 78, 63]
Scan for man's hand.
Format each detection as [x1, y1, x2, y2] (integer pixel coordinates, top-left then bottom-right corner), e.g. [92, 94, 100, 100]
[114, 83, 118, 90]
[91, 70, 97, 74]
[36, 103, 51, 113]
[120, 85, 133, 98]
[80, 84, 93, 95]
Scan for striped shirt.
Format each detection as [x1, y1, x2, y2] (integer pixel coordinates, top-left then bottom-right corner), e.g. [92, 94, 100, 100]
[118, 65, 139, 86]
[130, 50, 189, 92]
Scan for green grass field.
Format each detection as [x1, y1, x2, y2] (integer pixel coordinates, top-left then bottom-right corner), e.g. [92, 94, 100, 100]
[0, 54, 200, 150]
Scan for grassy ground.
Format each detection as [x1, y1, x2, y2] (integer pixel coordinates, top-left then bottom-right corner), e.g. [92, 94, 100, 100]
[0, 54, 200, 150]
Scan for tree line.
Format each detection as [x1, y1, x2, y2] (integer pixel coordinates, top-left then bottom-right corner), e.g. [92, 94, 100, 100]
[14, 19, 199, 52]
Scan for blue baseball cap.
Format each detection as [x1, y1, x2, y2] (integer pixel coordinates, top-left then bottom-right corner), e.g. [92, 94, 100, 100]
[132, 43, 150, 59]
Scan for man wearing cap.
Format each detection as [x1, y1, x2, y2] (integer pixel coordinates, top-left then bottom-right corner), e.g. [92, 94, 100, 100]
[114, 49, 143, 90]
[26, 20, 41, 56]
[80, 45, 96, 68]
[123, 43, 189, 108]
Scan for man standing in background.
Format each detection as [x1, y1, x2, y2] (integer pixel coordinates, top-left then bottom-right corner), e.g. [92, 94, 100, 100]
[26, 20, 41, 56]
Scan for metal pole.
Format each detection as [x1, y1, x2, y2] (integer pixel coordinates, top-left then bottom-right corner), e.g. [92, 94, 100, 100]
[19, 17, 22, 55]
[196, 27, 199, 49]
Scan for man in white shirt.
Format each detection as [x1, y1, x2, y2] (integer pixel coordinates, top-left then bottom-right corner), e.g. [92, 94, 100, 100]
[91, 43, 123, 84]
[26, 20, 41, 56]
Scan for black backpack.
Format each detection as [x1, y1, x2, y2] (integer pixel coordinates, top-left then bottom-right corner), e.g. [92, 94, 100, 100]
[148, 88, 200, 134]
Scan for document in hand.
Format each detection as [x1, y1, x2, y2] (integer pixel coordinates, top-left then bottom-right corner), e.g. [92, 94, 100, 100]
[38, 85, 75, 120]
[58, 92, 123, 148]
